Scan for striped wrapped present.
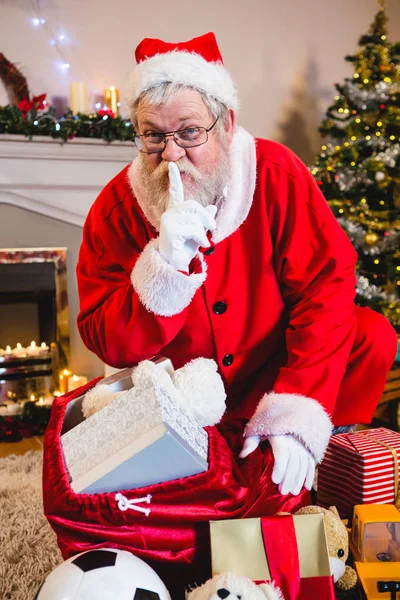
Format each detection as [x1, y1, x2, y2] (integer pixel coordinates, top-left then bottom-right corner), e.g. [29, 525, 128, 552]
[317, 427, 400, 518]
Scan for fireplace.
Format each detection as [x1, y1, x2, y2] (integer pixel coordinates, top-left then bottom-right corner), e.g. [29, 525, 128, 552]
[0, 247, 70, 408]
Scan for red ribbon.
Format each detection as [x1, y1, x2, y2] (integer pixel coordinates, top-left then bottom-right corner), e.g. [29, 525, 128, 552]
[260, 516, 301, 600]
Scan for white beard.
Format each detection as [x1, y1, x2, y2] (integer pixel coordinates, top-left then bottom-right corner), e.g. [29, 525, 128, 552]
[135, 142, 231, 217]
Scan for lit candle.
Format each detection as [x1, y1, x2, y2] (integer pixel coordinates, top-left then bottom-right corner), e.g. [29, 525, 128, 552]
[5, 345, 13, 357]
[104, 86, 119, 116]
[67, 374, 88, 392]
[59, 369, 72, 394]
[69, 82, 89, 115]
[26, 341, 41, 357]
[12, 343, 27, 358]
[35, 397, 52, 408]
[39, 342, 49, 355]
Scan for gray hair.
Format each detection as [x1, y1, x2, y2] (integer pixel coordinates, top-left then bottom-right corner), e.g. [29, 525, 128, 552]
[131, 82, 231, 136]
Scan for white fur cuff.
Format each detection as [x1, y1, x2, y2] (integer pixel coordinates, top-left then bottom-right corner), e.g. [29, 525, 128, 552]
[244, 392, 333, 463]
[131, 238, 207, 317]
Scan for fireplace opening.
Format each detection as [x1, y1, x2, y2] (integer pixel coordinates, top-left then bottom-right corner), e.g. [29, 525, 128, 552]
[0, 261, 57, 349]
[0, 248, 70, 409]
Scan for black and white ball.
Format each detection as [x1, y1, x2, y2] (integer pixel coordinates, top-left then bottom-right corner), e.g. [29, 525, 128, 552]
[34, 548, 171, 600]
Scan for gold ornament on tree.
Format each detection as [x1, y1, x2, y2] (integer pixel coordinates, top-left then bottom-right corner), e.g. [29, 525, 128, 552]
[365, 231, 380, 245]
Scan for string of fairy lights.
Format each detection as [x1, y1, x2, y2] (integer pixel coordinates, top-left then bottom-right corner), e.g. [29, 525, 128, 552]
[28, 0, 92, 85]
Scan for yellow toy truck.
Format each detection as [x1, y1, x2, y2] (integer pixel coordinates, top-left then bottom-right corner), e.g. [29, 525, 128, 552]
[349, 504, 400, 599]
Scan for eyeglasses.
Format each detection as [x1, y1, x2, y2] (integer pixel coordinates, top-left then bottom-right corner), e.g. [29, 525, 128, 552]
[134, 117, 219, 154]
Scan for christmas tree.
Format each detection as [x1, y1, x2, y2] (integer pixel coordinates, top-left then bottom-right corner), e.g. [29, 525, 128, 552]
[311, 0, 400, 336]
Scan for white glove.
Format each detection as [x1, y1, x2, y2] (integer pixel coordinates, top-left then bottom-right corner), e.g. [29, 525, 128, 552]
[240, 433, 315, 496]
[158, 162, 217, 271]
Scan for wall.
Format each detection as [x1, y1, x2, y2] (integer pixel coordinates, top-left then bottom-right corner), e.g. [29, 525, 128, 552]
[0, 204, 104, 380]
[1, 0, 400, 164]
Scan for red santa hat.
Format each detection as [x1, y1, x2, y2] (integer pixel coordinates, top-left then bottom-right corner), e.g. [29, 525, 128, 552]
[124, 32, 239, 111]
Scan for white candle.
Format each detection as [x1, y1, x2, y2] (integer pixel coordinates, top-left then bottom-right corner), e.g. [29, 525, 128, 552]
[26, 341, 40, 357]
[39, 342, 50, 355]
[12, 343, 27, 358]
[69, 82, 89, 115]
[67, 374, 88, 392]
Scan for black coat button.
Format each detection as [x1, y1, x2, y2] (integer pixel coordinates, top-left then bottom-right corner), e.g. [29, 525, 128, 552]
[203, 246, 215, 255]
[212, 301, 227, 315]
[222, 354, 234, 366]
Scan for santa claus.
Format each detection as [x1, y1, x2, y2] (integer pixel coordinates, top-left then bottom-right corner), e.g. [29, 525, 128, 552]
[56, 30, 399, 595]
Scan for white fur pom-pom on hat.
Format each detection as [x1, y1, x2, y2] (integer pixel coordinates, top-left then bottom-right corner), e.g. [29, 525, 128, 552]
[173, 358, 226, 427]
[186, 572, 283, 600]
[81, 384, 119, 419]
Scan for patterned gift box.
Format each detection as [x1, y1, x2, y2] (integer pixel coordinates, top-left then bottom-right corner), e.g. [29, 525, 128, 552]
[61, 361, 209, 494]
[317, 427, 400, 518]
[210, 515, 335, 600]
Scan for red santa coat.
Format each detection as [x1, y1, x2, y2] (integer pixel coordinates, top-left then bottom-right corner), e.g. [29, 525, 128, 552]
[77, 127, 359, 462]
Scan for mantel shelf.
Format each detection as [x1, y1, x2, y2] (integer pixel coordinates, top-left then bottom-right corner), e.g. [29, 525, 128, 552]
[0, 135, 136, 226]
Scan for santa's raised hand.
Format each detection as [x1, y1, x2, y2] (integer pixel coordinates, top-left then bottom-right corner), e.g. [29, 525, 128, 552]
[158, 162, 217, 272]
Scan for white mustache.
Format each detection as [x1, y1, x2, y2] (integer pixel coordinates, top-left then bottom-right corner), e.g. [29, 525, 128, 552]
[151, 160, 202, 183]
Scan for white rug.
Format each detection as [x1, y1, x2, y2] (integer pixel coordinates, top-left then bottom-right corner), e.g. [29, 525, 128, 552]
[0, 451, 63, 599]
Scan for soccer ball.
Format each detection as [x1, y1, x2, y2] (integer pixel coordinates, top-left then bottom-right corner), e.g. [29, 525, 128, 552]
[34, 548, 171, 599]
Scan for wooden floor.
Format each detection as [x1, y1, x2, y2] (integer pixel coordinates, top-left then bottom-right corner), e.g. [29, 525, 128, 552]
[0, 435, 44, 458]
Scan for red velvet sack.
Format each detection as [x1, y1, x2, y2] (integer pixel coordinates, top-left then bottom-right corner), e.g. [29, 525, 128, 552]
[43, 381, 310, 598]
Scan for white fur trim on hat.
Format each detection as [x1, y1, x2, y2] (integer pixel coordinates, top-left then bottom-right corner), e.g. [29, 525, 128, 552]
[131, 238, 207, 317]
[173, 358, 226, 427]
[124, 51, 239, 111]
[244, 392, 333, 463]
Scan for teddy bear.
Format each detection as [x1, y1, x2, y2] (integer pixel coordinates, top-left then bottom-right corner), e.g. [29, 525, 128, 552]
[81, 357, 227, 427]
[294, 505, 357, 591]
[186, 572, 283, 600]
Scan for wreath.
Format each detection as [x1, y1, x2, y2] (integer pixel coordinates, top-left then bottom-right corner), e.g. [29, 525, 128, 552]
[0, 53, 30, 105]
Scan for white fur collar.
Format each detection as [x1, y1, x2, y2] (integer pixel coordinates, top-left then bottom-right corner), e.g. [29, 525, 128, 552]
[127, 126, 256, 243]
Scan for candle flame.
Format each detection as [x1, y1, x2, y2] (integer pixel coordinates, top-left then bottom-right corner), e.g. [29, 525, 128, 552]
[39, 398, 44, 405]
[6, 345, 11, 352]
[53, 390, 61, 397]
[110, 85, 115, 91]
[62, 369, 71, 376]
[30, 341, 36, 348]
[72, 374, 80, 381]
[30, 394, 35, 401]
[41, 342, 47, 349]
[17, 343, 22, 349]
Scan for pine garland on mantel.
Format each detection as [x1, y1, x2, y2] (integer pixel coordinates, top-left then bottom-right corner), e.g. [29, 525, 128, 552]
[0, 105, 134, 143]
